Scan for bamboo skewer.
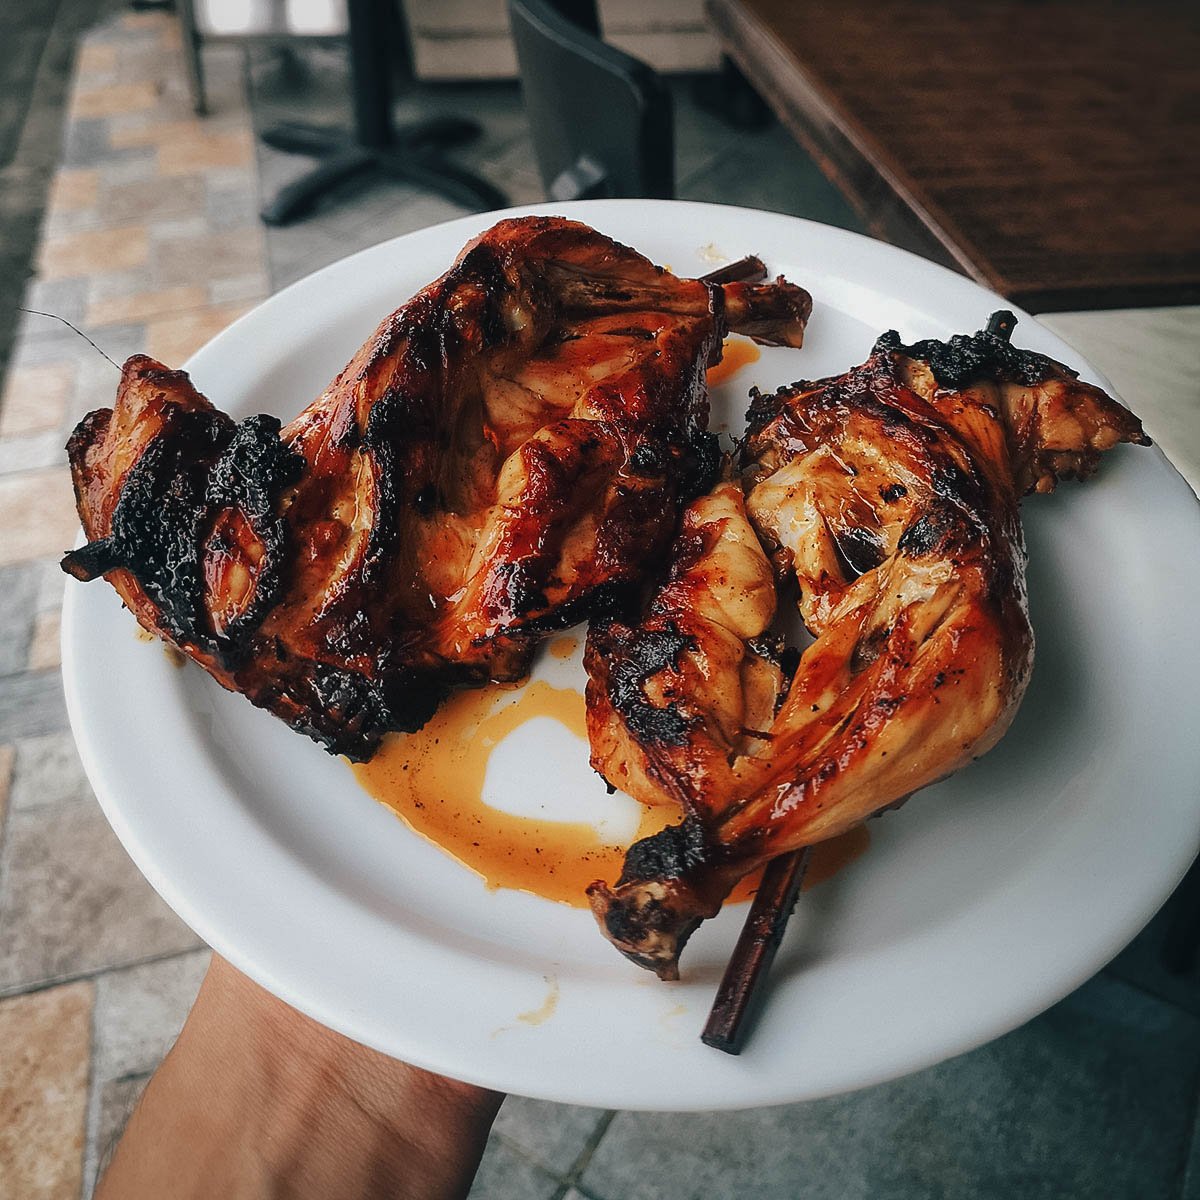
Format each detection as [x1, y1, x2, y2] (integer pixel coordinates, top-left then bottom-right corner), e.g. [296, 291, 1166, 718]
[701, 847, 812, 1054]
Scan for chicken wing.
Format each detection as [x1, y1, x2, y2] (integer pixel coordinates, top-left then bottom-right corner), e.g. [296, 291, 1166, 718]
[585, 313, 1148, 977]
[62, 217, 811, 759]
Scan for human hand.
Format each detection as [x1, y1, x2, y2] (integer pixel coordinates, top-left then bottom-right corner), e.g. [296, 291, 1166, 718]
[96, 954, 504, 1200]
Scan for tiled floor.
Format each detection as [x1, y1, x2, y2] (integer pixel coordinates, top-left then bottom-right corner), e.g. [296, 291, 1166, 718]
[0, 9, 1198, 1200]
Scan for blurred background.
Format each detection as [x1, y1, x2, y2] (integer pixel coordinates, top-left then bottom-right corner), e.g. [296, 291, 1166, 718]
[0, 2, 1197, 1197]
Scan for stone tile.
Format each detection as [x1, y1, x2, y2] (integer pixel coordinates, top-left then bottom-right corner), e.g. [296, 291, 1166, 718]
[678, 123, 863, 233]
[0, 466, 81, 567]
[263, 220, 350, 291]
[46, 167, 99, 214]
[492, 1095, 608, 1176]
[0, 980, 93, 1200]
[37, 224, 149, 281]
[86, 267, 159, 304]
[206, 178, 261, 233]
[9, 732, 88, 812]
[108, 117, 209, 151]
[64, 354, 127, 428]
[149, 214, 213, 242]
[38, 205, 107, 238]
[70, 81, 161, 121]
[75, 42, 118, 79]
[93, 949, 210, 1083]
[0, 798, 202, 992]
[35, 557, 66, 614]
[158, 128, 255, 176]
[209, 273, 270, 305]
[4, 329, 82, 373]
[0, 744, 13, 830]
[467, 1135, 561, 1200]
[98, 152, 158, 187]
[144, 302, 253, 365]
[98, 172, 207, 227]
[0, 563, 38, 675]
[581, 976, 1200, 1200]
[153, 226, 264, 288]
[59, 116, 113, 169]
[19, 276, 89, 330]
[0, 669, 67, 742]
[86, 283, 208, 329]
[117, 39, 208, 91]
[0, 429, 65, 474]
[259, 187, 467, 290]
[73, 322, 147, 372]
[204, 164, 260, 194]
[0, 362, 74, 437]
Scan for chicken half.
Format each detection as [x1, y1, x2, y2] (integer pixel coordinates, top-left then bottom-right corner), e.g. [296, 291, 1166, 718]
[62, 217, 811, 759]
[585, 313, 1148, 978]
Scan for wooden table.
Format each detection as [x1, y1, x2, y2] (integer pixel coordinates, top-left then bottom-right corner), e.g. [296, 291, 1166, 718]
[706, 0, 1200, 312]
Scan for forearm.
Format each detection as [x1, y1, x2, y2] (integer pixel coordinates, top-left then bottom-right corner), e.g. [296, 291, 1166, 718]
[96, 956, 502, 1200]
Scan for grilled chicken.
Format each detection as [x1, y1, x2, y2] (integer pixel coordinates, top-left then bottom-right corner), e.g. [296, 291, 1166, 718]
[61, 217, 811, 759]
[585, 313, 1148, 978]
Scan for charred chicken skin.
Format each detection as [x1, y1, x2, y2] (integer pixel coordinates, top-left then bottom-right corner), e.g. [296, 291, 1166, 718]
[61, 217, 810, 759]
[585, 314, 1148, 978]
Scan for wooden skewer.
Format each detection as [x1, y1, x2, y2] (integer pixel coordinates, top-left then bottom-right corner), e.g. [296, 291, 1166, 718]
[701, 846, 813, 1054]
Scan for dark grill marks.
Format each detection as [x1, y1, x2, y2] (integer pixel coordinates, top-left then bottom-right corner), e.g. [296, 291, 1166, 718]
[275, 662, 394, 761]
[831, 524, 884, 578]
[63, 408, 234, 644]
[205, 414, 305, 641]
[679, 429, 720, 503]
[63, 410, 304, 654]
[616, 816, 708, 887]
[601, 621, 695, 745]
[873, 311, 1061, 390]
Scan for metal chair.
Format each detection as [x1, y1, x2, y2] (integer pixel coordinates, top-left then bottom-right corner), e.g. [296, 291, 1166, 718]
[177, 0, 508, 225]
[508, 0, 674, 201]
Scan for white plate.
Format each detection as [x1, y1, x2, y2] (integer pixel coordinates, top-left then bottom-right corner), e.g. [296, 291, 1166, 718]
[62, 201, 1200, 1111]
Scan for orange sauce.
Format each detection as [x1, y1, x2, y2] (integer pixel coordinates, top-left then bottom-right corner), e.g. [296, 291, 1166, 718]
[517, 977, 559, 1025]
[548, 635, 579, 660]
[353, 681, 869, 906]
[706, 336, 761, 387]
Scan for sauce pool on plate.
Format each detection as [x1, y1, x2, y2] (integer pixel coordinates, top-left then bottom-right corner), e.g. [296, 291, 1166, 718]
[353, 652, 869, 907]
[706, 335, 761, 387]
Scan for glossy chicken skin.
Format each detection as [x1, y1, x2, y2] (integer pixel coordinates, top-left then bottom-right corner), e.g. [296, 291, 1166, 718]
[62, 217, 811, 758]
[585, 314, 1149, 977]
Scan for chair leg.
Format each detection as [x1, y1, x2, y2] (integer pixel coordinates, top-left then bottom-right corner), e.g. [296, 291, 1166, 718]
[176, 0, 208, 117]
